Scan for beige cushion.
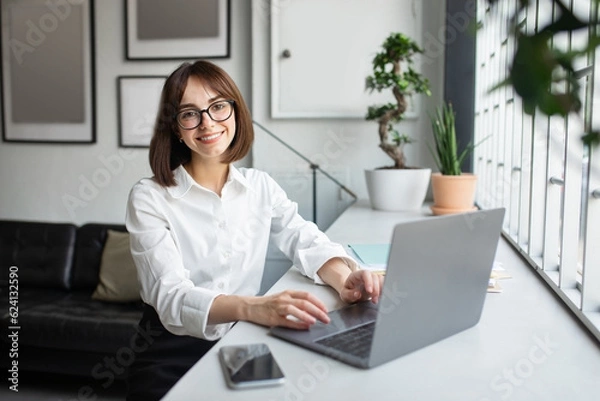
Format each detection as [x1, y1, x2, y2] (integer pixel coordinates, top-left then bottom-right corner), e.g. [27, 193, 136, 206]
[92, 230, 140, 302]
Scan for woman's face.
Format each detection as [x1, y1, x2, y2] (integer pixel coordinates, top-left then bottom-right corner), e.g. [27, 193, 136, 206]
[176, 76, 236, 164]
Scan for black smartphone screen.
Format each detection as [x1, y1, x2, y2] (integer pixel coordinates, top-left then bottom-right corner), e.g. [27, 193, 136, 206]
[218, 343, 285, 389]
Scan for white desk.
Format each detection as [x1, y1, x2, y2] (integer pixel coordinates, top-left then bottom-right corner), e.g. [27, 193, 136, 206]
[163, 201, 600, 401]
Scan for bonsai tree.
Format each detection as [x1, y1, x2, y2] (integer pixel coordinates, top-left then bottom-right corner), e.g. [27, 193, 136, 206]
[366, 32, 431, 169]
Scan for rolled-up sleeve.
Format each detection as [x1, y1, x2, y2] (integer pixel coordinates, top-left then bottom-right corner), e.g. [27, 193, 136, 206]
[265, 175, 358, 284]
[126, 183, 231, 340]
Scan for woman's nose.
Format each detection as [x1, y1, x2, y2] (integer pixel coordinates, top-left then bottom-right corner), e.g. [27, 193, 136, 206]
[198, 110, 215, 129]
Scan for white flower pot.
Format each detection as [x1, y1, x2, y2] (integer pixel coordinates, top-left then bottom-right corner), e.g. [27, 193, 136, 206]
[365, 168, 431, 211]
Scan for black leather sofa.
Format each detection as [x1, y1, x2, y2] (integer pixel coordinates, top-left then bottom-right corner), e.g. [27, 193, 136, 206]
[0, 220, 145, 383]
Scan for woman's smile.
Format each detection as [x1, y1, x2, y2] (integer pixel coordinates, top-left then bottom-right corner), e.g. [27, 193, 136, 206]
[196, 131, 224, 143]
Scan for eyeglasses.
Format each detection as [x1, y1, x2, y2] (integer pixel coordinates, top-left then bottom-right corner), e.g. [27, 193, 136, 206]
[175, 99, 235, 130]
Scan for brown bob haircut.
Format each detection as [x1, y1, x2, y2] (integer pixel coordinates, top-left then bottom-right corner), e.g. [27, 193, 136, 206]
[149, 60, 254, 187]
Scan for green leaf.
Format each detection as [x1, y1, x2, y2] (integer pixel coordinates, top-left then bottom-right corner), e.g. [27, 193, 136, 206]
[541, 0, 587, 34]
[487, 77, 512, 94]
[510, 33, 554, 102]
[582, 132, 600, 147]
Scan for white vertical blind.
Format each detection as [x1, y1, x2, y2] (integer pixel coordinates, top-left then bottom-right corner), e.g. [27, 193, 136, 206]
[581, 1, 600, 314]
[475, 0, 600, 341]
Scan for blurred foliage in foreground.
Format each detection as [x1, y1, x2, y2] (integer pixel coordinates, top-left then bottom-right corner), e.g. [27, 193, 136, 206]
[486, 0, 599, 146]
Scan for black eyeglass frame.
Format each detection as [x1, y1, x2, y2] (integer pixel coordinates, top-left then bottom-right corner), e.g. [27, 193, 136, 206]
[175, 99, 235, 130]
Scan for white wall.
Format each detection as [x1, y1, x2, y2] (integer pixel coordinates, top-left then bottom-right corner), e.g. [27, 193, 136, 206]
[0, 0, 252, 225]
[0, 0, 446, 225]
[251, 0, 446, 201]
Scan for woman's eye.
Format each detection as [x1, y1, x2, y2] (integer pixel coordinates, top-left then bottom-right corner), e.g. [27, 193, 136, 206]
[212, 103, 225, 111]
[181, 111, 199, 119]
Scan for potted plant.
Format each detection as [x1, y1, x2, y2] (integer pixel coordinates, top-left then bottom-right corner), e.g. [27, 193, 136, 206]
[428, 102, 479, 215]
[364, 32, 432, 211]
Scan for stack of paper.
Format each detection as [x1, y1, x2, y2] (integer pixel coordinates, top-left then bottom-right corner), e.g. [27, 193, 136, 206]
[488, 261, 512, 293]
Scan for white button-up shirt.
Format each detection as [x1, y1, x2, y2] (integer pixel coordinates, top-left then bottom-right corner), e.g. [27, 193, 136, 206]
[126, 165, 356, 340]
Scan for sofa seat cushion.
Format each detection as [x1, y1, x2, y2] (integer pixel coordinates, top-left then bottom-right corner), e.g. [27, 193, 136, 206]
[11, 292, 144, 353]
[0, 287, 68, 312]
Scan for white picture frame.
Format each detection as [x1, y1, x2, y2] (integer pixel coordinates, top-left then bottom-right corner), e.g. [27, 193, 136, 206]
[125, 0, 230, 60]
[117, 76, 166, 148]
[1, 0, 95, 143]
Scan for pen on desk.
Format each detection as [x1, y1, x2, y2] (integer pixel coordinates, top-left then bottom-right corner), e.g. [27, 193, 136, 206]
[347, 244, 366, 264]
[347, 245, 386, 275]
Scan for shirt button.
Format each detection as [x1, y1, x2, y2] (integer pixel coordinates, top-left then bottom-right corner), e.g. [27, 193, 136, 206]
[223, 251, 231, 259]
[218, 283, 224, 289]
[218, 221, 226, 229]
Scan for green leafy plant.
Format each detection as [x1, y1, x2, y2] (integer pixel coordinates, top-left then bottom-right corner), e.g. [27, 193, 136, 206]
[486, 0, 599, 147]
[428, 103, 478, 176]
[365, 32, 431, 168]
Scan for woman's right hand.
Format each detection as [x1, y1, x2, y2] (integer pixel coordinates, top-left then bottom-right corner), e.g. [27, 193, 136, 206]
[244, 290, 330, 330]
[209, 290, 330, 330]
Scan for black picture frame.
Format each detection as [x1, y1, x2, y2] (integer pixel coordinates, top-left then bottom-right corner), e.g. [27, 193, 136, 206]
[1, 0, 96, 144]
[125, 0, 230, 60]
[117, 75, 166, 148]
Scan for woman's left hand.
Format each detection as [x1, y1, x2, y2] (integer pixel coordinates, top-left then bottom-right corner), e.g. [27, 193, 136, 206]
[339, 270, 384, 304]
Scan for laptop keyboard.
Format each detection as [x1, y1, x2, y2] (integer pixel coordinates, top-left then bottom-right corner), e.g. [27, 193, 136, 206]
[315, 321, 375, 359]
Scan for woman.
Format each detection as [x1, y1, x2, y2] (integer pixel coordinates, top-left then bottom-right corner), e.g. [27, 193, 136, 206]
[125, 60, 383, 400]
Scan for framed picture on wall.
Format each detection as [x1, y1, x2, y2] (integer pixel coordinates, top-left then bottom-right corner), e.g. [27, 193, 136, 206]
[1, 0, 95, 143]
[117, 76, 166, 148]
[125, 0, 230, 60]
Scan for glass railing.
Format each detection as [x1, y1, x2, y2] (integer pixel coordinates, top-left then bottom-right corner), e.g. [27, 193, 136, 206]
[252, 121, 358, 294]
[252, 121, 357, 231]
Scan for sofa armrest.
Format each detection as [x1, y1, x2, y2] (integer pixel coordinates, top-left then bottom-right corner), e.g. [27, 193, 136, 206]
[0, 220, 77, 290]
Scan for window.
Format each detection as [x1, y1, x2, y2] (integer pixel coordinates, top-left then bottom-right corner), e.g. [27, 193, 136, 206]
[475, 0, 600, 341]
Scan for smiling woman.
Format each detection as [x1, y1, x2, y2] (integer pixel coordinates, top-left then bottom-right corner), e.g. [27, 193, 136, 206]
[147, 62, 253, 188]
[124, 60, 384, 401]
[175, 75, 238, 175]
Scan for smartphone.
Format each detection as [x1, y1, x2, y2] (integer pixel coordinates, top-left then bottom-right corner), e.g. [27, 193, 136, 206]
[218, 343, 285, 389]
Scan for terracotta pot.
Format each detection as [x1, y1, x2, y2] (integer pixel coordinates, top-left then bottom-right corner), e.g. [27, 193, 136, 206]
[430, 172, 477, 215]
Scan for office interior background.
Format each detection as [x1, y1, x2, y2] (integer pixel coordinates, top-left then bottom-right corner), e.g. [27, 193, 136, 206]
[0, 0, 598, 386]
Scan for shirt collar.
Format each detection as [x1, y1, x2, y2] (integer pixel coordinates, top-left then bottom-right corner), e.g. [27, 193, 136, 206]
[166, 164, 254, 199]
[228, 165, 254, 193]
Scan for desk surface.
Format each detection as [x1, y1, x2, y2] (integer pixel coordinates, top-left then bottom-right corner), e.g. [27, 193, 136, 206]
[163, 201, 600, 401]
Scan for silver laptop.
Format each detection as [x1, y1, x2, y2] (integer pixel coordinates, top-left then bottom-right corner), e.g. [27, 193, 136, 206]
[269, 208, 505, 369]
